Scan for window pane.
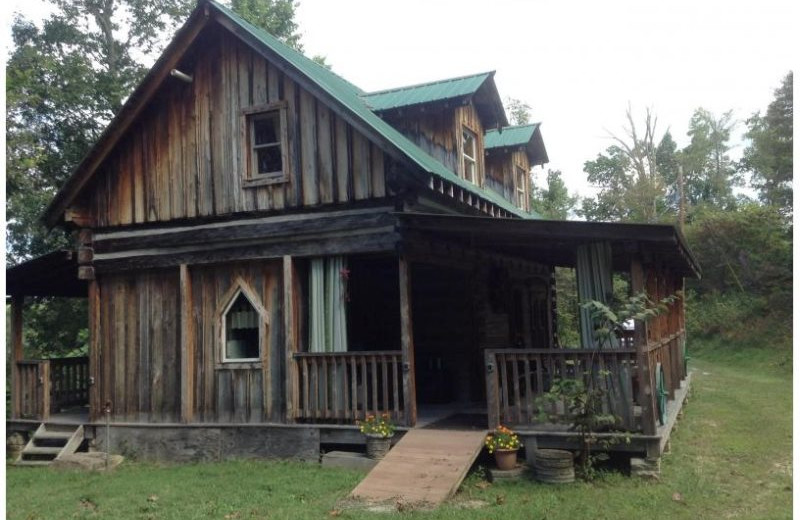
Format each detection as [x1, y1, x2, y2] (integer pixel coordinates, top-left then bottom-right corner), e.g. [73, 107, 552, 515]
[463, 130, 475, 158]
[253, 114, 279, 145]
[256, 146, 282, 175]
[225, 293, 260, 360]
[465, 160, 476, 183]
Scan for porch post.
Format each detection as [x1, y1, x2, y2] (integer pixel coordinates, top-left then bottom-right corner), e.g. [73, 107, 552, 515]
[399, 255, 417, 426]
[10, 295, 24, 419]
[631, 257, 657, 435]
[283, 255, 299, 422]
[88, 280, 101, 422]
[180, 264, 195, 423]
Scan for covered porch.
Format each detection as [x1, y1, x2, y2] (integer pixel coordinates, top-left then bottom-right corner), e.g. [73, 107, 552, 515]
[6, 250, 91, 424]
[287, 213, 699, 442]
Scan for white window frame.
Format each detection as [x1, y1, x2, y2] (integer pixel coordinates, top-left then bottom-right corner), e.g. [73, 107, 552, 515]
[216, 278, 270, 367]
[462, 127, 478, 184]
[241, 101, 290, 187]
[516, 166, 528, 210]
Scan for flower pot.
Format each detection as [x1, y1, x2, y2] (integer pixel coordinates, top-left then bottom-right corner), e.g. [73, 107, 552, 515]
[494, 449, 518, 470]
[365, 434, 393, 460]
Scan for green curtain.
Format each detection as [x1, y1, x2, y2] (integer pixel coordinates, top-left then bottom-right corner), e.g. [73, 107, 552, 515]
[576, 242, 616, 349]
[309, 256, 348, 353]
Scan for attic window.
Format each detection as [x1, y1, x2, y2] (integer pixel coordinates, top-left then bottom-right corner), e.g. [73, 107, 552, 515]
[516, 166, 528, 210]
[242, 102, 289, 187]
[462, 128, 478, 184]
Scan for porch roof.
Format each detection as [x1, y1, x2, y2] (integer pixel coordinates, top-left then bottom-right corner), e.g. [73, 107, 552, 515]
[6, 250, 87, 298]
[396, 213, 701, 278]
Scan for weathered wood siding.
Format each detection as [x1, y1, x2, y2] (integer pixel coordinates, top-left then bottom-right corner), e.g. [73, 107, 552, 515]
[95, 260, 282, 423]
[90, 27, 388, 228]
[485, 149, 531, 211]
[382, 104, 486, 186]
[190, 260, 283, 423]
[97, 270, 181, 422]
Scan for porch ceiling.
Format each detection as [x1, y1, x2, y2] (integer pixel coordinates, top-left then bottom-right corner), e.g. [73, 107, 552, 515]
[6, 250, 87, 298]
[395, 213, 701, 278]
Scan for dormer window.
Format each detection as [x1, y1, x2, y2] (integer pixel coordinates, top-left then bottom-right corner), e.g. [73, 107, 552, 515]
[516, 166, 527, 210]
[462, 128, 478, 184]
[242, 102, 289, 187]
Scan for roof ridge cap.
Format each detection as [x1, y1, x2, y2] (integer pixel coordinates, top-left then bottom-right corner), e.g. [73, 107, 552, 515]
[361, 70, 495, 98]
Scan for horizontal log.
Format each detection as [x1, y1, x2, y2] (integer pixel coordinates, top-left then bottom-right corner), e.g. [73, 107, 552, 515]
[94, 231, 401, 273]
[294, 351, 402, 359]
[93, 207, 395, 253]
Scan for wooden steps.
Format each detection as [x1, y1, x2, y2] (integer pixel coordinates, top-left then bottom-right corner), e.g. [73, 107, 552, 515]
[15, 424, 84, 467]
[350, 428, 486, 506]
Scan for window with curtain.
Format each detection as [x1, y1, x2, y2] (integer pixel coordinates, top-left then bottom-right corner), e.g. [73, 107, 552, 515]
[308, 256, 349, 353]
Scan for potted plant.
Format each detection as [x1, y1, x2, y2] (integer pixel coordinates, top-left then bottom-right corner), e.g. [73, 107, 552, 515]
[485, 425, 523, 470]
[358, 413, 396, 460]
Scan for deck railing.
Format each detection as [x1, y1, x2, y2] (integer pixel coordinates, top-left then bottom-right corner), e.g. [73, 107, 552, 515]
[50, 356, 90, 411]
[13, 360, 51, 420]
[485, 348, 640, 431]
[12, 356, 90, 420]
[293, 351, 404, 424]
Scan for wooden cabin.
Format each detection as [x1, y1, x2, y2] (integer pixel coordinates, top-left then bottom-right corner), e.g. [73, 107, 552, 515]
[7, 0, 698, 472]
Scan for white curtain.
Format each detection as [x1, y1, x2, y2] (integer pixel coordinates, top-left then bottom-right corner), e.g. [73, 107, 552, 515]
[309, 256, 348, 353]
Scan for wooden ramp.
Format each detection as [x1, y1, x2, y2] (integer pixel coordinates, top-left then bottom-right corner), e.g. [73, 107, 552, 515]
[350, 428, 486, 506]
[15, 424, 84, 466]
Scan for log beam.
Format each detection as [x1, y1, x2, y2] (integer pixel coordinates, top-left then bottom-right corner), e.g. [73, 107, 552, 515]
[180, 264, 195, 423]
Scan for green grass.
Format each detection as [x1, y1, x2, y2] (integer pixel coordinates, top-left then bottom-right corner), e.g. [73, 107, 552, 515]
[7, 346, 792, 519]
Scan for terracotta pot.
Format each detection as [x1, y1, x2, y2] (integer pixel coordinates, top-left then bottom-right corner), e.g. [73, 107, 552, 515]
[365, 434, 393, 460]
[494, 449, 518, 470]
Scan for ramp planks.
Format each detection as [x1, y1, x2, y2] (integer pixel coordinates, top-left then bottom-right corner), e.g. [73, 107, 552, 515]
[350, 428, 486, 506]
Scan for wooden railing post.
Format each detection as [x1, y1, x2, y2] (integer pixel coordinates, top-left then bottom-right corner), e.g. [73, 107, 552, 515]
[39, 360, 51, 421]
[485, 350, 500, 429]
[284, 256, 299, 423]
[631, 258, 658, 435]
[10, 295, 24, 419]
[399, 256, 417, 427]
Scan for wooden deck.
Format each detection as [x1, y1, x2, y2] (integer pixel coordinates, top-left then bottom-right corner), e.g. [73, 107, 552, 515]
[350, 428, 486, 506]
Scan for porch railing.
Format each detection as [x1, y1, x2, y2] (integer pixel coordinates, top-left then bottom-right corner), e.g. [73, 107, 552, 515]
[12, 356, 90, 420]
[293, 351, 404, 424]
[485, 348, 640, 431]
[14, 360, 51, 420]
[49, 356, 90, 411]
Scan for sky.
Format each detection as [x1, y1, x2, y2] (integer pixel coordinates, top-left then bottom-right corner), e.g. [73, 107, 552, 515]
[292, 0, 796, 196]
[3, 0, 796, 197]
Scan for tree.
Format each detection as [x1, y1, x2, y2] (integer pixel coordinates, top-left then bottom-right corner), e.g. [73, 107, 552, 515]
[680, 108, 738, 209]
[531, 169, 578, 220]
[741, 72, 793, 216]
[230, 0, 301, 48]
[580, 107, 669, 223]
[505, 97, 532, 126]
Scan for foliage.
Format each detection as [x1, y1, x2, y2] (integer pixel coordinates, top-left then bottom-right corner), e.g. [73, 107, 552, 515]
[680, 108, 739, 209]
[554, 267, 580, 347]
[357, 413, 396, 438]
[484, 425, 522, 454]
[740, 71, 793, 216]
[583, 291, 679, 349]
[537, 376, 620, 480]
[580, 107, 669, 223]
[684, 204, 791, 348]
[504, 97, 532, 126]
[229, 0, 301, 49]
[530, 169, 578, 220]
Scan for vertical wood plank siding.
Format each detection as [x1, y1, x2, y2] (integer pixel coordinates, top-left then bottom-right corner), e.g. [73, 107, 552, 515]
[91, 29, 387, 228]
[96, 260, 282, 423]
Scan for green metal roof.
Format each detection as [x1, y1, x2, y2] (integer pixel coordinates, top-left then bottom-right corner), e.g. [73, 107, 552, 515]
[484, 124, 540, 149]
[361, 72, 494, 112]
[211, 1, 537, 219]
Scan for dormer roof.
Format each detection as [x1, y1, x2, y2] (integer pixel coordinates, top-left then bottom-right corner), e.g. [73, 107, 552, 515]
[484, 124, 549, 166]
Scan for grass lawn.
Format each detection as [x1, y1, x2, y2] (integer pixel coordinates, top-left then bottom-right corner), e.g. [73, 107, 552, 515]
[6, 347, 792, 519]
